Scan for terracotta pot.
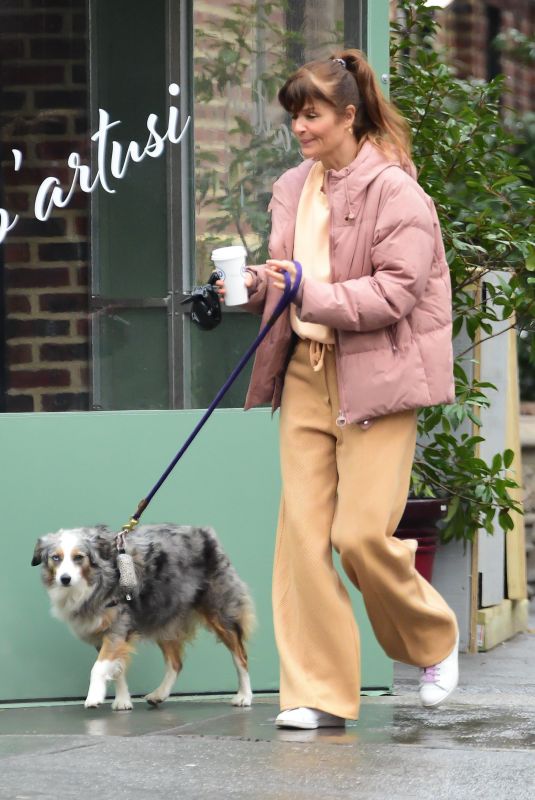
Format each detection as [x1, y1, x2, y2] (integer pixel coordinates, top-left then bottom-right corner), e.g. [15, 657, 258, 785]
[394, 497, 449, 582]
[414, 543, 437, 582]
[398, 497, 448, 528]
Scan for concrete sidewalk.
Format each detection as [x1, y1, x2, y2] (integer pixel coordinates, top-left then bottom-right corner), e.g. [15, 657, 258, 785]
[1, 605, 534, 800]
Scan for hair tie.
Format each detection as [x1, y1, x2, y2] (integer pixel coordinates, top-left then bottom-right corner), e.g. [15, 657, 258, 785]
[333, 57, 346, 69]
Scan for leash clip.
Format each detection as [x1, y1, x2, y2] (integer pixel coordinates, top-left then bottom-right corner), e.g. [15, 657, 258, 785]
[116, 517, 138, 552]
[123, 517, 139, 534]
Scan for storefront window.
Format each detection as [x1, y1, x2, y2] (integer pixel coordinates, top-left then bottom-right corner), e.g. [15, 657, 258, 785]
[0, 0, 355, 413]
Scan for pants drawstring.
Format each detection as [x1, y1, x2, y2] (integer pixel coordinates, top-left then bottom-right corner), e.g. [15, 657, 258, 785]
[308, 339, 334, 372]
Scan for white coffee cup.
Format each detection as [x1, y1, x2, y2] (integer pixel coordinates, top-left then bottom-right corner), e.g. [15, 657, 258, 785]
[211, 245, 248, 306]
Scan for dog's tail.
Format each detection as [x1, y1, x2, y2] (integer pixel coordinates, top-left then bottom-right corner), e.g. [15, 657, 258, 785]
[201, 527, 257, 641]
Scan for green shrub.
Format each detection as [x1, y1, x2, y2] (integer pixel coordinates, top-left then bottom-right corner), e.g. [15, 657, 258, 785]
[392, 0, 534, 540]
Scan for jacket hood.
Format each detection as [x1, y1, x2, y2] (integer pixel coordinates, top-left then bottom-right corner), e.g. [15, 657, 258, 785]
[328, 142, 417, 222]
[325, 139, 417, 188]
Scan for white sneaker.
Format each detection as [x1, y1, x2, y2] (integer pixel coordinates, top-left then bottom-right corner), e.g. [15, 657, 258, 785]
[275, 707, 346, 730]
[419, 631, 459, 708]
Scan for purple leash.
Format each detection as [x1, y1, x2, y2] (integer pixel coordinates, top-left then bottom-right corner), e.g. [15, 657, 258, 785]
[115, 261, 302, 599]
[119, 261, 302, 536]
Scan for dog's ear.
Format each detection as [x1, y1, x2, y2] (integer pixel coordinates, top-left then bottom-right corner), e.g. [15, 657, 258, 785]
[31, 536, 48, 566]
[93, 524, 111, 536]
[86, 528, 114, 564]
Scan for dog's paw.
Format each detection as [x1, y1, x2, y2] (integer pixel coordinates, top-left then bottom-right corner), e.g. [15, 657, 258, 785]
[84, 696, 103, 709]
[112, 697, 133, 712]
[84, 686, 106, 709]
[144, 690, 165, 706]
[231, 691, 253, 707]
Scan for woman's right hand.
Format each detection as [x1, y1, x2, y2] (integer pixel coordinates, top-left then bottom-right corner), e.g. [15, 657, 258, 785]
[214, 270, 254, 302]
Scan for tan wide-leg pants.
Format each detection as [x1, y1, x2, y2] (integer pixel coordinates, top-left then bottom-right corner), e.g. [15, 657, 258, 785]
[273, 338, 458, 720]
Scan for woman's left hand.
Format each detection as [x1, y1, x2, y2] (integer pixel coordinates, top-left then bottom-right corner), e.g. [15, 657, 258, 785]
[265, 259, 298, 291]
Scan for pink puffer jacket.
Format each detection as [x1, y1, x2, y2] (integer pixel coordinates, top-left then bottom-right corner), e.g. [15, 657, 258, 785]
[243, 141, 455, 426]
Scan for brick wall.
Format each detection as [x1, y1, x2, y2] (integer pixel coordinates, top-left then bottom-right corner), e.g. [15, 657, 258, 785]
[0, 0, 90, 412]
[439, 1, 535, 114]
[389, 1, 535, 116]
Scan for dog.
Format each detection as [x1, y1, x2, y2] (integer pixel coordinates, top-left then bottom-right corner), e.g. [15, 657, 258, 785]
[31, 524, 255, 711]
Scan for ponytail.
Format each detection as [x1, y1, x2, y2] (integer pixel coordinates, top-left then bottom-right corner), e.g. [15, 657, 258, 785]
[278, 48, 412, 166]
[336, 49, 412, 165]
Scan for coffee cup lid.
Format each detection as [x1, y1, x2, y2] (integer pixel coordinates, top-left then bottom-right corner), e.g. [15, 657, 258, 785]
[211, 245, 246, 261]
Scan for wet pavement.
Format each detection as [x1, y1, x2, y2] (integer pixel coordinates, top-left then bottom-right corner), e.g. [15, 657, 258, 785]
[1, 608, 534, 799]
[1, 695, 534, 752]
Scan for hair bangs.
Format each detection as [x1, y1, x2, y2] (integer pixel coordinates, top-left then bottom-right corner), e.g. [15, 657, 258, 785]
[278, 69, 334, 115]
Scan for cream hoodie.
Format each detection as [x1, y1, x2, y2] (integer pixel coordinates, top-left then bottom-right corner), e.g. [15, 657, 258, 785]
[291, 161, 335, 346]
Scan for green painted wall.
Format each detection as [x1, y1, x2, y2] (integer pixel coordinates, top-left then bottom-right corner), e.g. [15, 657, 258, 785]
[0, 409, 392, 703]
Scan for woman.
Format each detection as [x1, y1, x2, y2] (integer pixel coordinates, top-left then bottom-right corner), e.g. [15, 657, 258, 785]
[217, 50, 459, 730]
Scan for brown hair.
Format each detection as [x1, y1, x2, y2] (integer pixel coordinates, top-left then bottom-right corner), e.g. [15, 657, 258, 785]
[278, 49, 412, 165]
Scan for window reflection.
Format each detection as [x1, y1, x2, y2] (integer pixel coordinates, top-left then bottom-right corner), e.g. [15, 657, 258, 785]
[0, 0, 347, 413]
[193, 0, 345, 283]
